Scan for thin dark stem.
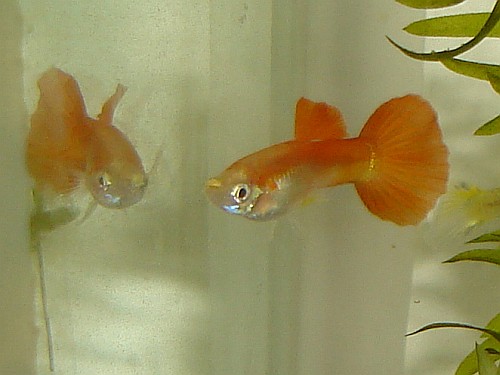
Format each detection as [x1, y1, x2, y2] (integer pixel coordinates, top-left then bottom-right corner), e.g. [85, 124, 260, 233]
[31, 191, 55, 372]
[388, 0, 500, 61]
[36, 243, 55, 372]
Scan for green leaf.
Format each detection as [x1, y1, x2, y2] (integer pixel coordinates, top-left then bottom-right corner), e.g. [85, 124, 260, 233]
[441, 58, 500, 81]
[457, 338, 500, 375]
[468, 230, 500, 244]
[476, 343, 498, 375]
[455, 314, 500, 375]
[407, 319, 500, 375]
[405, 14, 500, 38]
[388, 0, 500, 61]
[457, 315, 500, 375]
[444, 249, 500, 266]
[441, 59, 500, 99]
[487, 71, 500, 95]
[484, 314, 500, 338]
[396, 0, 467, 9]
[475, 114, 500, 136]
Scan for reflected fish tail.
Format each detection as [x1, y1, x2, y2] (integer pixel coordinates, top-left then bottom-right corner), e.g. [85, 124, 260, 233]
[26, 68, 90, 193]
[430, 185, 500, 236]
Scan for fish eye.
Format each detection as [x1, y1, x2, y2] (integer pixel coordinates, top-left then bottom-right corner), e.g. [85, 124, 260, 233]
[231, 183, 250, 203]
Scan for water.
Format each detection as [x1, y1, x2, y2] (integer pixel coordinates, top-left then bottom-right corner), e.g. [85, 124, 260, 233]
[1, 1, 499, 374]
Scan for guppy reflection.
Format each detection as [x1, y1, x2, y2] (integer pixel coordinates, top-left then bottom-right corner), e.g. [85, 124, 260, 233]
[26, 68, 147, 210]
[206, 95, 449, 225]
[26, 68, 148, 372]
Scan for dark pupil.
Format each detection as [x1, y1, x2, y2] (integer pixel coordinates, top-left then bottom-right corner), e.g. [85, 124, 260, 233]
[237, 187, 247, 199]
[99, 176, 110, 191]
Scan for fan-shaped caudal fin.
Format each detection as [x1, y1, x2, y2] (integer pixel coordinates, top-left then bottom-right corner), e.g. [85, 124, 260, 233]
[354, 95, 449, 226]
[294, 97, 347, 140]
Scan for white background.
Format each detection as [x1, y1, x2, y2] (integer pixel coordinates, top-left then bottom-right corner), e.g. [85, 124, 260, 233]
[0, 0, 498, 374]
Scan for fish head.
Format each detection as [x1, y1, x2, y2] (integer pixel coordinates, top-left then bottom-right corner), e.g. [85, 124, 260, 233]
[205, 166, 291, 221]
[85, 122, 148, 209]
[86, 161, 148, 209]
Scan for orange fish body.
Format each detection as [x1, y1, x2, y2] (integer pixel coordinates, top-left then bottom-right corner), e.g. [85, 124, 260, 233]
[206, 95, 449, 225]
[26, 68, 147, 209]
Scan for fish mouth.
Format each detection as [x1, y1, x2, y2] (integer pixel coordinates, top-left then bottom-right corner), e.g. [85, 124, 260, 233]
[205, 177, 226, 208]
[205, 178, 222, 189]
[205, 177, 245, 216]
[205, 178, 222, 204]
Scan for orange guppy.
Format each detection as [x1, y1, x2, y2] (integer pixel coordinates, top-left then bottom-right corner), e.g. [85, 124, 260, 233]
[26, 68, 147, 209]
[206, 95, 449, 225]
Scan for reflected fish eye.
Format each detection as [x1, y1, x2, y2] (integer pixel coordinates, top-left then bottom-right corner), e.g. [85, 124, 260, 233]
[98, 174, 112, 191]
[88, 169, 147, 209]
[231, 183, 250, 203]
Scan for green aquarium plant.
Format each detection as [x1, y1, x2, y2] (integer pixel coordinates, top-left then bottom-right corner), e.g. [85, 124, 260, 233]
[391, 0, 500, 135]
[390, 0, 500, 373]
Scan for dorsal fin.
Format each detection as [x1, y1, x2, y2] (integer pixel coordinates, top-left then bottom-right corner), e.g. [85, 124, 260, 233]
[97, 84, 127, 125]
[294, 97, 347, 140]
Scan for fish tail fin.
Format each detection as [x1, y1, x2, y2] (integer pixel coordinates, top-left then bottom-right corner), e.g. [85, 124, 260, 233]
[428, 185, 500, 236]
[354, 95, 449, 225]
[34, 68, 88, 129]
[26, 68, 89, 193]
